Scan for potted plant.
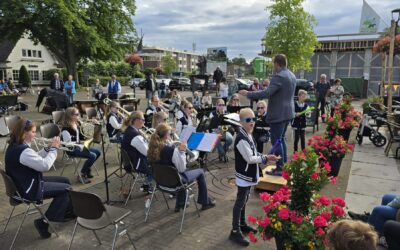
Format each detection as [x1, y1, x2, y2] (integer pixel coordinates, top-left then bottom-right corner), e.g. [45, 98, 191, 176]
[362, 96, 384, 114]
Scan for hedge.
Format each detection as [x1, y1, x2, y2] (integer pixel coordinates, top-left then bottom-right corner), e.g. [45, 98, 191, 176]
[86, 76, 130, 87]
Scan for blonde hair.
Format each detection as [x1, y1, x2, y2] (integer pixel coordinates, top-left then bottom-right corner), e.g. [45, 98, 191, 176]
[106, 101, 120, 117]
[148, 123, 171, 162]
[327, 220, 378, 250]
[257, 100, 267, 108]
[239, 108, 254, 120]
[123, 111, 144, 130]
[152, 111, 168, 128]
[298, 89, 307, 96]
[63, 107, 79, 128]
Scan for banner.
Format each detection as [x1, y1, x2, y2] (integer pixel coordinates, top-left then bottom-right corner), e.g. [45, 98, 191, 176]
[359, 0, 381, 33]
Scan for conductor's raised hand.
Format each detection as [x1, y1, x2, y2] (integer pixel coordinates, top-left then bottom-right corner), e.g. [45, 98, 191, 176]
[179, 142, 187, 152]
[238, 90, 248, 96]
[266, 154, 281, 162]
[51, 136, 61, 149]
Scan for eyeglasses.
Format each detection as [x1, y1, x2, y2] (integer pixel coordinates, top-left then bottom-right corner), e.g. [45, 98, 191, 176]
[242, 117, 257, 123]
[163, 118, 168, 121]
[257, 107, 265, 110]
[72, 113, 79, 116]
[217, 104, 225, 107]
[233, 99, 239, 101]
[187, 107, 193, 110]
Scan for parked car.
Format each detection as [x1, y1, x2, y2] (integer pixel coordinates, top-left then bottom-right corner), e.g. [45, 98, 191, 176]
[128, 78, 144, 88]
[169, 77, 191, 91]
[155, 75, 172, 86]
[138, 80, 146, 90]
[295, 79, 314, 96]
[235, 78, 252, 90]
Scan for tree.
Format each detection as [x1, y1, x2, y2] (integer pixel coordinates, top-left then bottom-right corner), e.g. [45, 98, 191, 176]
[231, 57, 247, 66]
[264, 0, 318, 71]
[19, 65, 31, 88]
[0, 1, 137, 86]
[161, 52, 176, 76]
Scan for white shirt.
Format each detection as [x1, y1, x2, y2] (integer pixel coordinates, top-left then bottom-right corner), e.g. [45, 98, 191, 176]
[20, 144, 57, 172]
[219, 83, 229, 98]
[176, 110, 193, 136]
[235, 133, 262, 187]
[202, 96, 212, 105]
[171, 147, 187, 173]
[109, 115, 122, 130]
[130, 127, 148, 156]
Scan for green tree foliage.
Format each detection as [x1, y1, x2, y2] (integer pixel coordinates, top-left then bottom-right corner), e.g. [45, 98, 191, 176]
[230, 57, 247, 66]
[0, 0, 137, 86]
[19, 65, 31, 87]
[161, 52, 177, 76]
[264, 0, 319, 71]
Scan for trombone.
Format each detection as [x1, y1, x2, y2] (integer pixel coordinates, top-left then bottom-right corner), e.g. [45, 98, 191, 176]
[103, 97, 131, 117]
[34, 137, 90, 152]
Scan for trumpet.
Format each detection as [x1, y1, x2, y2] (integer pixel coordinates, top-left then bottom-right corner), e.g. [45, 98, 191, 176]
[103, 97, 132, 117]
[171, 141, 199, 163]
[34, 137, 90, 152]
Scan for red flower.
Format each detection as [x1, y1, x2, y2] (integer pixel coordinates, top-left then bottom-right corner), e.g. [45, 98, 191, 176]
[278, 208, 290, 220]
[313, 215, 327, 228]
[315, 227, 326, 237]
[319, 196, 331, 206]
[248, 215, 257, 224]
[262, 204, 271, 213]
[258, 217, 271, 227]
[328, 130, 334, 135]
[248, 231, 257, 243]
[311, 172, 319, 180]
[332, 205, 345, 217]
[329, 176, 337, 185]
[282, 171, 289, 180]
[323, 162, 331, 173]
[290, 211, 304, 224]
[321, 114, 327, 118]
[332, 197, 346, 207]
[320, 211, 331, 220]
[259, 192, 270, 201]
[319, 152, 327, 161]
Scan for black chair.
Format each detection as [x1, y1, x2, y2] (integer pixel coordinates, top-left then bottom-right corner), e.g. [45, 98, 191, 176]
[3, 115, 20, 152]
[51, 110, 65, 126]
[384, 120, 400, 158]
[0, 169, 58, 249]
[68, 190, 136, 250]
[85, 107, 98, 120]
[145, 163, 200, 233]
[39, 123, 61, 171]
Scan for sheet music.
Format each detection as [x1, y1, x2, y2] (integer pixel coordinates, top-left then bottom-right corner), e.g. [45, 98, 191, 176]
[187, 133, 203, 150]
[180, 126, 196, 142]
[196, 133, 220, 152]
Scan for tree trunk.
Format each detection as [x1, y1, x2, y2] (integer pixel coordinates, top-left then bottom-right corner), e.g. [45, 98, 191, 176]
[65, 38, 79, 87]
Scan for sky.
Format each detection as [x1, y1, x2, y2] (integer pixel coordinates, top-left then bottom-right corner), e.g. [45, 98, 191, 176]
[133, 0, 399, 60]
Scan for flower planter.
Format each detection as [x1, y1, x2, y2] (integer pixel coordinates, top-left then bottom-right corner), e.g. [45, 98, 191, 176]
[328, 155, 343, 177]
[338, 128, 352, 141]
[275, 237, 304, 250]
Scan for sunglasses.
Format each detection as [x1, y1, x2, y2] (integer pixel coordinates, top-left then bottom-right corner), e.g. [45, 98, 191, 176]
[217, 104, 225, 107]
[233, 99, 239, 101]
[242, 117, 257, 123]
[187, 107, 193, 110]
[72, 113, 80, 116]
[257, 107, 265, 110]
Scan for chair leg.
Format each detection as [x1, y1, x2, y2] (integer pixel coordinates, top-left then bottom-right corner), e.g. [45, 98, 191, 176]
[68, 221, 78, 250]
[10, 204, 30, 249]
[126, 231, 137, 250]
[2, 206, 15, 234]
[124, 174, 139, 206]
[111, 224, 119, 250]
[179, 189, 190, 234]
[34, 204, 58, 237]
[92, 230, 101, 245]
[192, 191, 200, 218]
[161, 192, 169, 210]
[144, 186, 157, 222]
[92, 164, 100, 176]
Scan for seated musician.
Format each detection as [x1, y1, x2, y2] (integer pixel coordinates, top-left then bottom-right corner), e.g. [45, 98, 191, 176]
[254, 100, 270, 154]
[106, 101, 124, 142]
[201, 91, 212, 108]
[209, 98, 233, 161]
[148, 123, 216, 212]
[152, 111, 169, 128]
[175, 101, 195, 137]
[145, 95, 165, 127]
[192, 91, 202, 110]
[62, 107, 101, 184]
[121, 111, 153, 193]
[227, 93, 241, 113]
[5, 118, 75, 238]
[169, 89, 182, 112]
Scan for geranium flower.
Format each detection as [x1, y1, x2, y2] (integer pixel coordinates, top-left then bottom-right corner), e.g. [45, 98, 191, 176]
[313, 215, 327, 228]
[315, 227, 326, 237]
[320, 211, 331, 220]
[248, 215, 257, 224]
[319, 196, 331, 206]
[248, 231, 257, 243]
[258, 217, 271, 227]
[259, 192, 270, 201]
[332, 205, 345, 217]
[329, 176, 337, 185]
[290, 211, 304, 224]
[278, 208, 290, 220]
[282, 171, 289, 180]
[332, 197, 346, 207]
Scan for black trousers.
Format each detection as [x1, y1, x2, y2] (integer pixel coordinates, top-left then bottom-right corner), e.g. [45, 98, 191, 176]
[384, 220, 400, 250]
[232, 186, 251, 231]
[330, 107, 335, 117]
[317, 97, 326, 117]
[294, 129, 305, 152]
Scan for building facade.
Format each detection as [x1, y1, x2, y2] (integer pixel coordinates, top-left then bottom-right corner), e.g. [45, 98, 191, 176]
[0, 36, 62, 85]
[138, 46, 200, 73]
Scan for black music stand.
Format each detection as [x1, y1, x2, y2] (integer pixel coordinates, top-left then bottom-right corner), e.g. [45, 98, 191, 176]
[0, 95, 18, 114]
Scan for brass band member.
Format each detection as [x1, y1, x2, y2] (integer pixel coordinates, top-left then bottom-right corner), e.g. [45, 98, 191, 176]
[209, 99, 233, 161]
[201, 91, 212, 108]
[121, 111, 153, 193]
[176, 101, 195, 137]
[62, 107, 101, 184]
[254, 100, 270, 154]
[227, 93, 241, 113]
[148, 123, 216, 211]
[152, 111, 169, 129]
[5, 118, 75, 238]
[106, 101, 124, 142]
[145, 95, 166, 127]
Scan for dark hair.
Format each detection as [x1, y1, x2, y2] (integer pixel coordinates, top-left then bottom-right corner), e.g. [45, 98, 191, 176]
[273, 54, 287, 67]
[8, 118, 36, 145]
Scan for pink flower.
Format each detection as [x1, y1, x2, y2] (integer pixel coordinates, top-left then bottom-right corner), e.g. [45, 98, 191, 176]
[319, 196, 331, 206]
[278, 208, 290, 220]
[323, 162, 331, 173]
[313, 215, 327, 228]
[311, 172, 319, 180]
[332, 205, 345, 217]
[282, 171, 289, 180]
[332, 197, 346, 207]
[290, 211, 304, 224]
[292, 153, 298, 160]
[258, 217, 271, 227]
[320, 211, 332, 220]
[329, 176, 337, 185]
[248, 215, 257, 224]
[319, 152, 327, 161]
[248, 231, 257, 243]
[315, 227, 326, 237]
[321, 114, 327, 118]
[259, 192, 270, 201]
[328, 130, 334, 135]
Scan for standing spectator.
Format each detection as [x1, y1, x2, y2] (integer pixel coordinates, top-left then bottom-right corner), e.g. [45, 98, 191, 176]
[145, 73, 157, 106]
[292, 90, 308, 152]
[248, 79, 262, 109]
[64, 75, 76, 103]
[91, 79, 104, 99]
[219, 77, 229, 103]
[262, 79, 270, 89]
[106, 74, 121, 100]
[203, 74, 210, 96]
[201, 91, 212, 108]
[50, 73, 64, 92]
[315, 74, 330, 122]
[329, 78, 345, 117]
[384, 220, 400, 249]
[158, 80, 166, 98]
[239, 54, 296, 176]
[213, 66, 223, 93]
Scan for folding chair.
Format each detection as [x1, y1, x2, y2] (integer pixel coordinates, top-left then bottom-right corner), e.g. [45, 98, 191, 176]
[145, 163, 200, 233]
[3, 115, 20, 152]
[51, 110, 65, 127]
[39, 123, 61, 170]
[0, 169, 58, 249]
[68, 190, 136, 250]
[85, 107, 98, 120]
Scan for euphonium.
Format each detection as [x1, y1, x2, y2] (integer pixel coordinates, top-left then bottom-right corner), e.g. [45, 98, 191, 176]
[171, 141, 199, 163]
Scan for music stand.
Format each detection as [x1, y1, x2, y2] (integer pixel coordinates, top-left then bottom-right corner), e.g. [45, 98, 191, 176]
[0, 96, 18, 114]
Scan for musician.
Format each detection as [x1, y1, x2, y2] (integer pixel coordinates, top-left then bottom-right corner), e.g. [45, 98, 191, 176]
[152, 111, 169, 128]
[209, 99, 233, 161]
[176, 101, 194, 137]
[145, 95, 165, 127]
[201, 91, 212, 108]
[106, 74, 121, 100]
[227, 94, 241, 113]
[254, 100, 270, 154]
[121, 111, 153, 193]
[91, 79, 104, 100]
[106, 101, 124, 142]
[62, 107, 101, 184]
[147, 123, 216, 212]
[5, 118, 74, 238]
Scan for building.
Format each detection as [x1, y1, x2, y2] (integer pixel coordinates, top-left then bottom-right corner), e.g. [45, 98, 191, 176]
[0, 36, 62, 85]
[138, 46, 200, 73]
[261, 33, 400, 96]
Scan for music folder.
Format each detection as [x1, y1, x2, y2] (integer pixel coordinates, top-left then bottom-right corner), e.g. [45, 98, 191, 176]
[187, 132, 220, 152]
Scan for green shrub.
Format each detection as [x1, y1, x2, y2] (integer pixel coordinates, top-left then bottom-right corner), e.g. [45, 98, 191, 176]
[19, 65, 31, 87]
[87, 76, 130, 87]
[45, 68, 65, 80]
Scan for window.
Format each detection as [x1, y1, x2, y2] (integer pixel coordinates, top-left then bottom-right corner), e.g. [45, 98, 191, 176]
[22, 49, 27, 57]
[42, 71, 49, 81]
[32, 50, 37, 57]
[38, 51, 42, 58]
[27, 50, 32, 57]
[28, 70, 39, 81]
[12, 70, 19, 81]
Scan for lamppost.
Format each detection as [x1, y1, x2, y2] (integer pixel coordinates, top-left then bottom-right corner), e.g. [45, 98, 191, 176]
[387, 8, 400, 113]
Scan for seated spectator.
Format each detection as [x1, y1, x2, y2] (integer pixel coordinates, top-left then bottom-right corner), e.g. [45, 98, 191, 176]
[227, 93, 241, 113]
[201, 91, 212, 108]
[192, 91, 202, 110]
[91, 79, 104, 100]
[327, 220, 378, 250]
